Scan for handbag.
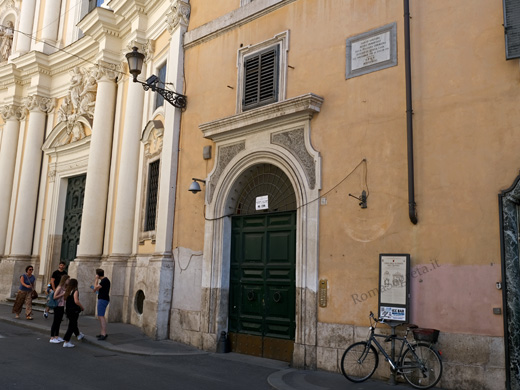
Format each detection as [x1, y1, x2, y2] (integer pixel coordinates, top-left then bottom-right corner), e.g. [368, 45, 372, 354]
[31, 290, 38, 299]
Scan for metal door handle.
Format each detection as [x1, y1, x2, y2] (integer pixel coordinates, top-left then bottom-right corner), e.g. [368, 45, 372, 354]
[247, 291, 255, 301]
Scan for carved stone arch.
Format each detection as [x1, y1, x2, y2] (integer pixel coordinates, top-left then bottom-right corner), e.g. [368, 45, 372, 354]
[43, 114, 92, 150]
[201, 146, 320, 368]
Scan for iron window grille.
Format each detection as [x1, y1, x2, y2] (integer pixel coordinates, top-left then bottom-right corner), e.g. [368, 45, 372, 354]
[242, 46, 279, 111]
[144, 159, 160, 232]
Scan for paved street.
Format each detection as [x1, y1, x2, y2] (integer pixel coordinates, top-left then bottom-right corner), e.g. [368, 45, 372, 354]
[0, 303, 442, 390]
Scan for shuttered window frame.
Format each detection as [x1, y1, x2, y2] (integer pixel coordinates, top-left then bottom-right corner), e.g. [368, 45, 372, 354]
[242, 46, 280, 111]
[504, 0, 520, 59]
[236, 30, 289, 114]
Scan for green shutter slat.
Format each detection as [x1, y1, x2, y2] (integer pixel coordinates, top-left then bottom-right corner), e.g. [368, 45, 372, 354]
[504, 0, 520, 59]
[243, 46, 279, 110]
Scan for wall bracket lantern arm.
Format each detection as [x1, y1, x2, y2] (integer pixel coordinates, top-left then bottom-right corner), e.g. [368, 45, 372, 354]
[125, 47, 187, 110]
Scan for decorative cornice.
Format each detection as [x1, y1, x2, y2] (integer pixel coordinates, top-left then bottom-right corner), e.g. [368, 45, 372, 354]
[200, 93, 324, 142]
[166, 0, 190, 34]
[185, 0, 297, 49]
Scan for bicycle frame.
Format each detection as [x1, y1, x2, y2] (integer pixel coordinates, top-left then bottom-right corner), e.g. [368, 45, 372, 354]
[365, 318, 427, 374]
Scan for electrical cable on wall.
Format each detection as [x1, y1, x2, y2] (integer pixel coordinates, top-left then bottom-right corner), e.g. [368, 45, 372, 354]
[203, 158, 368, 222]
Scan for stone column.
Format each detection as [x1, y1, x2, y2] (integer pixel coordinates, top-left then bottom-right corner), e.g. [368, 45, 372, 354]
[39, 0, 62, 53]
[14, 0, 36, 56]
[111, 61, 146, 255]
[107, 56, 146, 322]
[0, 105, 24, 256]
[72, 63, 118, 315]
[10, 96, 54, 257]
[76, 65, 118, 258]
[148, 0, 190, 340]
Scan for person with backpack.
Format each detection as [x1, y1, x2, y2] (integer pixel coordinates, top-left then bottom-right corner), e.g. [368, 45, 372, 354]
[49, 275, 70, 343]
[43, 261, 68, 319]
[62, 278, 85, 348]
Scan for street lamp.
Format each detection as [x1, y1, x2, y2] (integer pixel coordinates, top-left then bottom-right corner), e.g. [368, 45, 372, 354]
[125, 46, 187, 109]
[188, 178, 206, 194]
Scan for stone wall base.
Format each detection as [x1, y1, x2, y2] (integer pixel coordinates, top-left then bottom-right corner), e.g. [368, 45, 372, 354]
[316, 322, 506, 390]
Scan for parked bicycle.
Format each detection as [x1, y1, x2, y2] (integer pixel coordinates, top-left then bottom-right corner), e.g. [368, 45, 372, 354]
[341, 312, 442, 389]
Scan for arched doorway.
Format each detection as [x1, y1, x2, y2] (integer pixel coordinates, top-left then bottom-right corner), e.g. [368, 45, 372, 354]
[228, 164, 297, 362]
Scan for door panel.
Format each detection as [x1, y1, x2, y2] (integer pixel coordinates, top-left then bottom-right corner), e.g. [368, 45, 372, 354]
[229, 211, 296, 361]
[60, 174, 86, 267]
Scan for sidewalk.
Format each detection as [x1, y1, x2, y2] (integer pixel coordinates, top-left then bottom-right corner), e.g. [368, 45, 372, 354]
[0, 302, 429, 390]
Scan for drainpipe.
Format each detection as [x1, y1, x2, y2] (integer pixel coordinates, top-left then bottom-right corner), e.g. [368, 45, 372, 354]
[404, 0, 418, 224]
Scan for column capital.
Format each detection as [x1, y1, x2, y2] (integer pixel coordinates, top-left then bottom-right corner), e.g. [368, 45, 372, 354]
[166, 0, 190, 34]
[0, 104, 26, 121]
[95, 61, 123, 83]
[126, 39, 153, 63]
[24, 95, 55, 113]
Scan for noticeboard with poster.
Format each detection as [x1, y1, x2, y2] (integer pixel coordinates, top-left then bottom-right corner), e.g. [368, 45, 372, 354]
[378, 254, 410, 323]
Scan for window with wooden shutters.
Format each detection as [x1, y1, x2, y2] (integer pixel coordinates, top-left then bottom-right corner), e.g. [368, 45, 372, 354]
[504, 0, 520, 59]
[242, 47, 279, 111]
[144, 159, 160, 232]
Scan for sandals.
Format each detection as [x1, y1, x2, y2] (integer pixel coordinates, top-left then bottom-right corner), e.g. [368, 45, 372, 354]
[26, 316, 33, 320]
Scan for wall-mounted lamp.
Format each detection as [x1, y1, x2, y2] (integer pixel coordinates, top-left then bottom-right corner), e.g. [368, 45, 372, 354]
[188, 178, 206, 194]
[125, 47, 187, 109]
[349, 190, 368, 209]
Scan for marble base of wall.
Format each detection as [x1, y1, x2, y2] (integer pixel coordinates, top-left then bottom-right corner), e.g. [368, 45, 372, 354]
[127, 253, 174, 340]
[0, 256, 33, 298]
[100, 256, 130, 323]
[170, 308, 203, 348]
[316, 322, 505, 390]
[69, 256, 103, 315]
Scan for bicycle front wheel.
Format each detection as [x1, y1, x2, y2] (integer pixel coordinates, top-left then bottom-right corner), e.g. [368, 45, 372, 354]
[401, 343, 442, 389]
[341, 341, 379, 382]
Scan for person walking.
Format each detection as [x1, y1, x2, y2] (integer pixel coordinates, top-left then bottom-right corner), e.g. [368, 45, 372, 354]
[62, 278, 85, 348]
[12, 265, 36, 320]
[44, 261, 68, 319]
[93, 268, 110, 340]
[49, 275, 70, 343]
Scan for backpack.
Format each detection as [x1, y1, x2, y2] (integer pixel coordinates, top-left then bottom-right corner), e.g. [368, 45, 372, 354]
[47, 290, 58, 308]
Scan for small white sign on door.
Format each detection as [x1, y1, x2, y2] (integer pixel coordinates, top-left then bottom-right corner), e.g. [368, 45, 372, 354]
[256, 195, 268, 210]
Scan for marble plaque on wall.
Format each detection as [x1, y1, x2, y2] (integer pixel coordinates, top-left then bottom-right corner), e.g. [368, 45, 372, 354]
[346, 23, 397, 79]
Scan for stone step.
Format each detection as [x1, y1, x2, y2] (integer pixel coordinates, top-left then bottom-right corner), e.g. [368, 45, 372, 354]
[6, 296, 49, 312]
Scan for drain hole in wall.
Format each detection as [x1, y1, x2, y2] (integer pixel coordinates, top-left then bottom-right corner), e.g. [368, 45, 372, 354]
[135, 290, 145, 315]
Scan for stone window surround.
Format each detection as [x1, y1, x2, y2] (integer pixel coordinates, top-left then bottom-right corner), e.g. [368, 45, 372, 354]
[236, 30, 289, 114]
[138, 119, 164, 245]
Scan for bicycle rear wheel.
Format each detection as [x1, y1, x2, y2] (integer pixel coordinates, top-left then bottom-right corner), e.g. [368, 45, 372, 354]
[401, 343, 442, 389]
[340, 341, 379, 382]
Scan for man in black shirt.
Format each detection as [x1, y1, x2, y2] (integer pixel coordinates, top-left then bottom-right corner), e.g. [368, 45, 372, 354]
[51, 261, 67, 290]
[93, 268, 110, 340]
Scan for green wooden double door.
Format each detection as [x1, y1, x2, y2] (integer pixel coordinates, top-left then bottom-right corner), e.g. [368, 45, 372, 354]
[229, 211, 296, 362]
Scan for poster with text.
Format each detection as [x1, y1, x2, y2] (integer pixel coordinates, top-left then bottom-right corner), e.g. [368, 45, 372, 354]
[378, 254, 410, 323]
